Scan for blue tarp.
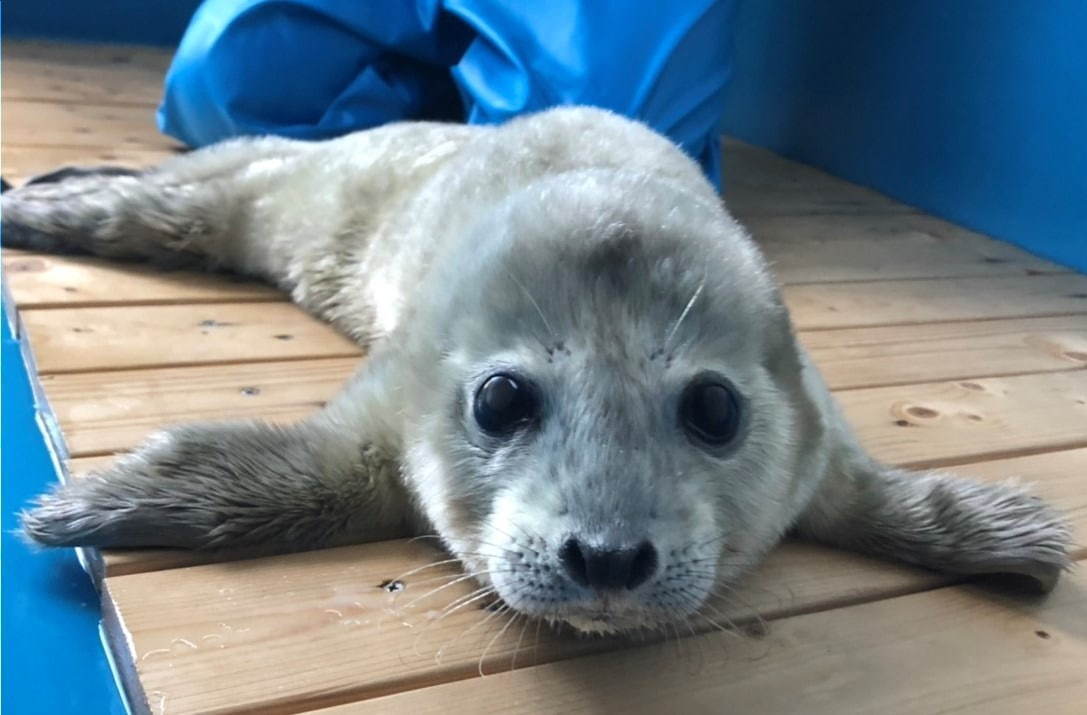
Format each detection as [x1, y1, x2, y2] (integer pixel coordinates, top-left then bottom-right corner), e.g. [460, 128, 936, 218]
[158, 0, 735, 186]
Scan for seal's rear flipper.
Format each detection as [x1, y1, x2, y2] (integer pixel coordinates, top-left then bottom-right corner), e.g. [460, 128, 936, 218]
[796, 457, 1072, 593]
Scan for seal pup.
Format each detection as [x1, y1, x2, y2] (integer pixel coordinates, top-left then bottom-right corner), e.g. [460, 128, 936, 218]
[3, 107, 1070, 634]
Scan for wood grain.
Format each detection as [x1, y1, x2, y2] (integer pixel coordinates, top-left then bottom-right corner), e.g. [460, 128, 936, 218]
[800, 315, 1087, 390]
[754, 212, 1067, 283]
[2, 40, 171, 106]
[104, 541, 952, 715]
[2, 145, 178, 185]
[32, 318, 1085, 458]
[48, 358, 358, 456]
[3, 99, 181, 151]
[845, 371, 1087, 468]
[20, 303, 362, 374]
[786, 273, 1087, 329]
[3, 250, 283, 308]
[722, 139, 914, 217]
[326, 570, 1087, 715]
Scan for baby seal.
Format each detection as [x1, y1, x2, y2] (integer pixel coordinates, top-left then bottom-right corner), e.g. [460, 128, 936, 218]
[4, 107, 1070, 634]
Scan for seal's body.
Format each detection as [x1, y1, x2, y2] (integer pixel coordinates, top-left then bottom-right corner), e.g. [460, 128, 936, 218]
[4, 108, 1069, 634]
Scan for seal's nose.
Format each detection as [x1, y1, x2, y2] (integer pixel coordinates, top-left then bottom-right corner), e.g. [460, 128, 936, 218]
[559, 538, 658, 590]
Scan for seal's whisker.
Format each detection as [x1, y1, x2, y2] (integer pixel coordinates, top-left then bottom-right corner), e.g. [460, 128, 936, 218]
[433, 581, 532, 663]
[387, 557, 470, 584]
[396, 569, 514, 611]
[664, 279, 705, 347]
[509, 613, 533, 671]
[393, 567, 515, 595]
[698, 591, 766, 639]
[505, 269, 555, 338]
[703, 582, 768, 630]
[478, 524, 544, 557]
[531, 613, 545, 666]
[478, 610, 522, 676]
[412, 585, 500, 658]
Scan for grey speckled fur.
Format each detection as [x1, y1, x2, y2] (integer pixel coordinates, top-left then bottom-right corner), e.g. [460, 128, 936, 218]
[4, 107, 1071, 633]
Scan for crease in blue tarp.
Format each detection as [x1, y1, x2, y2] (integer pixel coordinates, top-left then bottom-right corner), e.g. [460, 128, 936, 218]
[158, 0, 735, 187]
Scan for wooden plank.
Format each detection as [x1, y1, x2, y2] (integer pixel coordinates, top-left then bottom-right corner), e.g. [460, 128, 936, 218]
[2, 145, 177, 185]
[2, 99, 181, 151]
[801, 315, 1087, 390]
[328, 569, 1087, 715]
[845, 371, 1087, 469]
[2, 40, 171, 106]
[47, 358, 358, 457]
[755, 212, 1068, 284]
[722, 138, 914, 217]
[785, 274, 1087, 329]
[2, 250, 284, 308]
[20, 303, 362, 374]
[104, 541, 953, 715]
[35, 319, 1085, 458]
[78, 446, 1087, 581]
[2, 40, 172, 69]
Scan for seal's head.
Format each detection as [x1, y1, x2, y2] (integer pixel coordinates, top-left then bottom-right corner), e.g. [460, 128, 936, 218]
[403, 169, 822, 634]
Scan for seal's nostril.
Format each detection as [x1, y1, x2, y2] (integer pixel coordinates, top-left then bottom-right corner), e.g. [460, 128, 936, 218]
[560, 539, 658, 591]
[626, 541, 658, 590]
[559, 538, 589, 587]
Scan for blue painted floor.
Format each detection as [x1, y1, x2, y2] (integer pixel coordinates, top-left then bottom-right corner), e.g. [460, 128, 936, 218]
[2, 301, 125, 714]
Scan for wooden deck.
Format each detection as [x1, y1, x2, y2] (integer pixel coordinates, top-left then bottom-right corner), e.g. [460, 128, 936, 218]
[3, 40, 1086, 715]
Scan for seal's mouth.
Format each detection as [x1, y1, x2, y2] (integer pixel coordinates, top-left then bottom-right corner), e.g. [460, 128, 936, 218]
[542, 597, 666, 635]
[560, 607, 657, 635]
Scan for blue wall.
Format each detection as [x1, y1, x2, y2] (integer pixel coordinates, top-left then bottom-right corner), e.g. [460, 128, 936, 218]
[5, 0, 201, 46]
[723, 0, 1087, 271]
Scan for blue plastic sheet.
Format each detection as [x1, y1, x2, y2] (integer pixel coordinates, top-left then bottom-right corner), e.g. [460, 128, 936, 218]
[159, 0, 734, 185]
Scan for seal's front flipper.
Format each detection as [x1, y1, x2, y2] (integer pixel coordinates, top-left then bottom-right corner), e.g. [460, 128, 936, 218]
[21, 416, 410, 554]
[0, 136, 306, 270]
[796, 458, 1073, 592]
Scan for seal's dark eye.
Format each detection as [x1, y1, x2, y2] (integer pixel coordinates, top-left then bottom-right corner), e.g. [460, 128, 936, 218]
[474, 374, 537, 435]
[680, 380, 742, 447]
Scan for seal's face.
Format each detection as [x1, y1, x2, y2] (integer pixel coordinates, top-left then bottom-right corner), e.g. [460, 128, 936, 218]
[404, 174, 813, 634]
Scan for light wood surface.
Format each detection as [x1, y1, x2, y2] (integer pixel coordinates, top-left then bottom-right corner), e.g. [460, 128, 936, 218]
[4, 39, 1085, 715]
[318, 569, 1087, 715]
[2, 40, 171, 106]
[20, 302, 362, 374]
[3, 145, 179, 184]
[3, 249, 284, 308]
[104, 541, 954, 714]
[47, 358, 358, 456]
[844, 371, 1087, 468]
[721, 139, 914, 217]
[803, 316, 1087, 389]
[38, 321, 1083, 458]
[784, 273, 1087, 329]
[753, 212, 1068, 282]
[3, 98, 182, 151]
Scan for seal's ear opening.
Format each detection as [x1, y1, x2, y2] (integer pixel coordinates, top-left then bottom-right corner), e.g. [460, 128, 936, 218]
[795, 456, 1073, 593]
